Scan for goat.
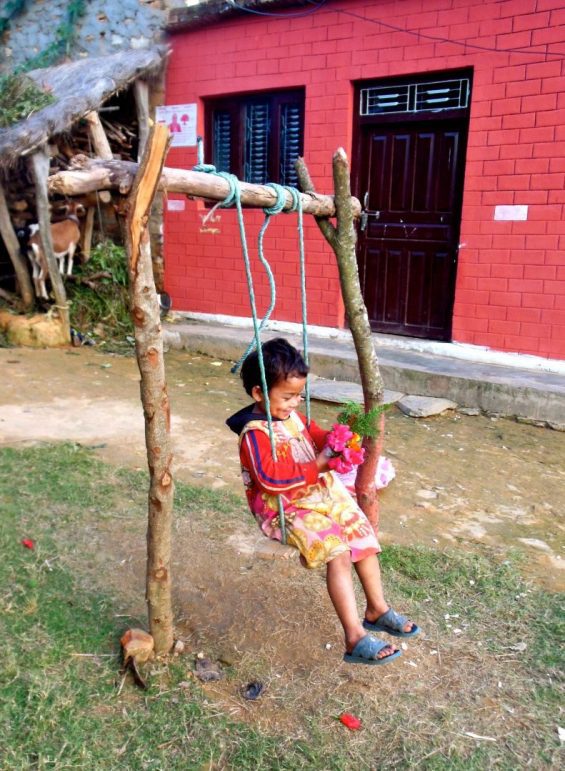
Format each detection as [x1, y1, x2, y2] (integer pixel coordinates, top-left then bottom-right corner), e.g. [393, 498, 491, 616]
[27, 201, 85, 300]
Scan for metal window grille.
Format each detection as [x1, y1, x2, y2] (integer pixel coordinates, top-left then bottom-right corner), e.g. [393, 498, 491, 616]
[245, 102, 270, 185]
[213, 110, 232, 173]
[280, 103, 302, 186]
[360, 78, 470, 116]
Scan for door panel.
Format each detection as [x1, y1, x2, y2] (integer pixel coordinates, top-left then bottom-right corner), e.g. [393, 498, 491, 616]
[357, 119, 467, 340]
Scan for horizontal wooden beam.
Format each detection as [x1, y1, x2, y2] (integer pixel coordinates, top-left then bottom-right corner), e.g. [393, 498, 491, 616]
[48, 157, 361, 218]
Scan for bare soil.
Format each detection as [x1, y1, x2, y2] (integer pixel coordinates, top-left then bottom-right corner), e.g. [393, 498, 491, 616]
[1, 346, 562, 591]
[1, 345, 564, 758]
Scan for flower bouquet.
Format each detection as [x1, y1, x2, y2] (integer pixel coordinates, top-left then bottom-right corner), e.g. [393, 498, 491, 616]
[324, 423, 366, 474]
[324, 401, 392, 479]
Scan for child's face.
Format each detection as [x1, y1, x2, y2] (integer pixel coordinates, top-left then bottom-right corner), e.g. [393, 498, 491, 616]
[251, 375, 307, 420]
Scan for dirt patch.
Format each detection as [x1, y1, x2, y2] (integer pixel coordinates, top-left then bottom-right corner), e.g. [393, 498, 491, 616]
[2, 345, 563, 763]
[1, 346, 563, 591]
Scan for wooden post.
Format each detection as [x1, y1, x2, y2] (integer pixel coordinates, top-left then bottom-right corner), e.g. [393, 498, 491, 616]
[133, 80, 150, 162]
[84, 111, 113, 160]
[81, 206, 95, 263]
[297, 151, 384, 531]
[0, 182, 34, 309]
[124, 123, 174, 656]
[29, 149, 70, 341]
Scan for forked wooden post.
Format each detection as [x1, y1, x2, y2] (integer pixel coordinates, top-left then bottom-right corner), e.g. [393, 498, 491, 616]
[124, 123, 174, 655]
[297, 151, 385, 532]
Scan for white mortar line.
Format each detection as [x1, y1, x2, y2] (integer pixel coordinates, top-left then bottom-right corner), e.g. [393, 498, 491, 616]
[173, 311, 565, 376]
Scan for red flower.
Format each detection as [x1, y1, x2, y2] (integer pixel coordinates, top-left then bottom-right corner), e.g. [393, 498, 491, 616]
[326, 423, 353, 453]
[21, 538, 35, 550]
[339, 712, 362, 730]
[342, 446, 365, 466]
[328, 455, 353, 474]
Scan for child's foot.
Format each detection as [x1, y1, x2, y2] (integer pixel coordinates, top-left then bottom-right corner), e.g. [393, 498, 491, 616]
[344, 634, 401, 665]
[363, 607, 420, 638]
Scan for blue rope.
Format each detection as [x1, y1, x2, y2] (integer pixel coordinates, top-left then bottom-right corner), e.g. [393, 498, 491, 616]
[231, 183, 286, 374]
[192, 139, 313, 544]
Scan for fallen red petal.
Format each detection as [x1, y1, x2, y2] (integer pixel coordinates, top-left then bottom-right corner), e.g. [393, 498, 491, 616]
[21, 538, 35, 550]
[339, 712, 362, 730]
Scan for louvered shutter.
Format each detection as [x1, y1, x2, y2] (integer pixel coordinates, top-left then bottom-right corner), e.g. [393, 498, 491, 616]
[213, 110, 232, 173]
[279, 103, 302, 186]
[245, 102, 270, 185]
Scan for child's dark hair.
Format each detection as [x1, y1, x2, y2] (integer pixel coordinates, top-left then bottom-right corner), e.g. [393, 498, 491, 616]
[240, 337, 309, 395]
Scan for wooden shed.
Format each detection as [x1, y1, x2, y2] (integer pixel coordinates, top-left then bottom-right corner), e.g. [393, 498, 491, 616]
[0, 46, 167, 339]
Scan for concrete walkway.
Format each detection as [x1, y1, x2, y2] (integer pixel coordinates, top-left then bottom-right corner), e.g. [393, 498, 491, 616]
[163, 316, 565, 427]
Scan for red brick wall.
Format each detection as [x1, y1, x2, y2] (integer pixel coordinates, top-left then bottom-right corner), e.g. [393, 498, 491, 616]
[164, 0, 565, 359]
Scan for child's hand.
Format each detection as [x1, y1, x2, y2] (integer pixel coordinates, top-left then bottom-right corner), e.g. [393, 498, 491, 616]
[315, 448, 332, 473]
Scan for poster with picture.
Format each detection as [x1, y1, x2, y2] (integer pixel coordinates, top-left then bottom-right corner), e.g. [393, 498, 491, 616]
[156, 104, 197, 147]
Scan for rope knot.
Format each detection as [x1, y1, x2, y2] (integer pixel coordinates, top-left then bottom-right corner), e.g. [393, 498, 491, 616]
[263, 183, 287, 216]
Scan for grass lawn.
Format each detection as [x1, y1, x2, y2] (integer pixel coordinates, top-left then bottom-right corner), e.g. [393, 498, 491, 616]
[0, 444, 563, 769]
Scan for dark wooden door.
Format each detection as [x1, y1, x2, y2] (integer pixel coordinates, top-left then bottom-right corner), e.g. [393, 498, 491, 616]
[356, 120, 467, 340]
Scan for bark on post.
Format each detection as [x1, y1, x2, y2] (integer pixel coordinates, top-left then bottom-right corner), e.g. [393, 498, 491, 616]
[124, 123, 174, 655]
[0, 182, 34, 309]
[297, 150, 385, 531]
[29, 149, 71, 341]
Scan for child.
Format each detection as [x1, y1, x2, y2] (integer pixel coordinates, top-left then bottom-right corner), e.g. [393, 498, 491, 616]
[226, 338, 420, 665]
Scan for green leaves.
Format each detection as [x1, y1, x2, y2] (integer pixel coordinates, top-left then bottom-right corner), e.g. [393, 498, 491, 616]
[336, 400, 390, 439]
[0, 74, 54, 128]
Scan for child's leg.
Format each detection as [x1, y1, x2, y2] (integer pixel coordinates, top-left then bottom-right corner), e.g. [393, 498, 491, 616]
[354, 554, 415, 634]
[326, 551, 398, 658]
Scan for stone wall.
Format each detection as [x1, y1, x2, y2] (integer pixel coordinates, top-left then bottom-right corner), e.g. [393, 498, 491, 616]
[0, 0, 187, 73]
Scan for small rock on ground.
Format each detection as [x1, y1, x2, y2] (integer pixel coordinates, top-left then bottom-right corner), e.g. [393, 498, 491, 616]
[516, 416, 548, 428]
[517, 538, 552, 553]
[416, 489, 438, 500]
[255, 540, 296, 561]
[309, 379, 404, 405]
[195, 657, 224, 682]
[398, 395, 458, 418]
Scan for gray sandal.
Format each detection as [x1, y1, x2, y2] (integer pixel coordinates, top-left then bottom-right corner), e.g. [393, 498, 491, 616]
[343, 634, 401, 665]
[363, 608, 421, 638]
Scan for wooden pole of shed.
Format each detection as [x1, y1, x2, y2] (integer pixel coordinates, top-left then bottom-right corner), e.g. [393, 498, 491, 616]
[0, 182, 34, 309]
[133, 80, 150, 162]
[123, 123, 174, 656]
[84, 111, 114, 161]
[83, 110, 114, 263]
[29, 149, 70, 341]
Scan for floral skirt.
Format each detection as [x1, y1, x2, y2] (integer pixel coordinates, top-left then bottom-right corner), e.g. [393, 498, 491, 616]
[253, 472, 380, 569]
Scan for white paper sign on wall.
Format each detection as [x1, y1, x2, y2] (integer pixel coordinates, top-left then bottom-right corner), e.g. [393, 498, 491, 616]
[167, 199, 186, 212]
[156, 104, 197, 147]
[494, 205, 528, 221]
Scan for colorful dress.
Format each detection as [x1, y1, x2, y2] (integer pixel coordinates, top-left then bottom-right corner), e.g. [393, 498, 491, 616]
[226, 406, 380, 569]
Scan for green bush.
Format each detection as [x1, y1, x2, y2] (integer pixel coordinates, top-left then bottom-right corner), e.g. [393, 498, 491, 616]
[68, 241, 133, 345]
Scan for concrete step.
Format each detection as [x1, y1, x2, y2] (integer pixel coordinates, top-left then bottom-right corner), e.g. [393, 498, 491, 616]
[163, 318, 565, 427]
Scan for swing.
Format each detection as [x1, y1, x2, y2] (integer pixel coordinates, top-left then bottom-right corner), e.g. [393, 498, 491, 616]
[194, 139, 311, 545]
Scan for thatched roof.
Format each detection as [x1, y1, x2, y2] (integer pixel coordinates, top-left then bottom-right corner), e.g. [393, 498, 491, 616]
[167, 0, 310, 33]
[0, 46, 168, 168]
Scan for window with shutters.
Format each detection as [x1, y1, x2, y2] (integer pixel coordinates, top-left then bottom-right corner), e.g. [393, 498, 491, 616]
[205, 90, 305, 186]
